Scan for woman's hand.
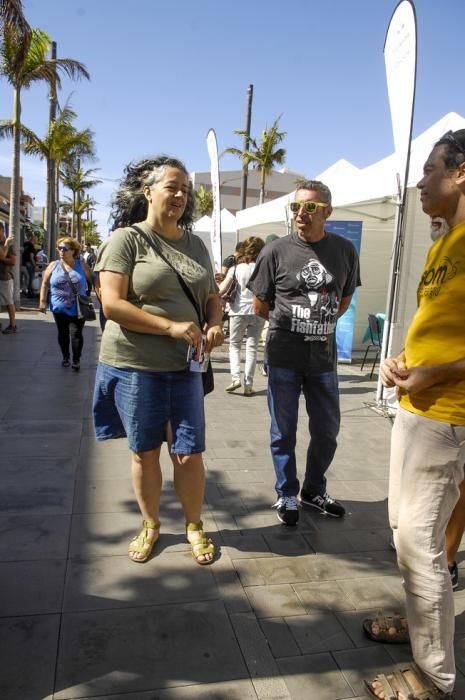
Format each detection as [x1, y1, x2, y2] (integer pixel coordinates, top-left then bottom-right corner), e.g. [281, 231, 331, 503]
[168, 321, 202, 347]
[205, 324, 224, 352]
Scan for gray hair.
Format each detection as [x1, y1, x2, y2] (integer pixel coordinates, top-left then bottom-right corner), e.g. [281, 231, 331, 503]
[110, 155, 195, 231]
[295, 179, 332, 205]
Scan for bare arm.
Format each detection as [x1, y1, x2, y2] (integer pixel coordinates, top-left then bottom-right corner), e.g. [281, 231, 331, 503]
[82, 261, 92, 290]
[337, 295, 352, 318]
[204, 292, 224, 352]
[0, 236, 16, 266]
[100, 270, 203, 347]
[252, 295, 270, 320]
[38, 262, 56, 312]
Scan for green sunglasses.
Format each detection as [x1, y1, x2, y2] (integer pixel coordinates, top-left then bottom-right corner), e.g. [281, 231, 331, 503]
[289, 201, 328, 214]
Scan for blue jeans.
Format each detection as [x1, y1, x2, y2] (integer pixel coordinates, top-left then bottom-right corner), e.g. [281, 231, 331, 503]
[93, 363, 205, 454]
[267, 366, 340, 497]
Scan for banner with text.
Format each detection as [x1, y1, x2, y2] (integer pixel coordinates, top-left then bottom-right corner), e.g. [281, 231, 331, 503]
[206, 129, 222, 273]
[325, 220, 363, 362]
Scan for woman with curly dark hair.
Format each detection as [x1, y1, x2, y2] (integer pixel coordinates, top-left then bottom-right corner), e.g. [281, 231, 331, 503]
[93, 156, 224, 565]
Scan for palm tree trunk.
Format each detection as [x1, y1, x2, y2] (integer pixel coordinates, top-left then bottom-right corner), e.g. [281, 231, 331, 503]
[9, 85, 22, 308]
[71, 190, 76, 238]
[54, 164, 59, 254]
[259, 167, 266, 205]
[45, 158, 55, 256]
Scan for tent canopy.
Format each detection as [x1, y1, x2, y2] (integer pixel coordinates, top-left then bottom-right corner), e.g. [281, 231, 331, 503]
[192, 208, 237, 262]
[236, 112, 465, 236]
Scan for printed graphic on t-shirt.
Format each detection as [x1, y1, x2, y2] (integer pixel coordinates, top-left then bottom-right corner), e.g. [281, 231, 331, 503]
[157, 239, 206, 284]
[292, 258, 339, 341]
[418, 255, 460, 298]
[54, 269, 80, 308]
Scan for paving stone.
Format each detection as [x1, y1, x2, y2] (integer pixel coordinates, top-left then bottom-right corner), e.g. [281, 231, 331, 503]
[64, 552, 219, 611]
[284, 611, 355, 654]
[303, 528, 389, 554]
[245, 584, 307, 618]
[230, 612, 291, 698]
[259, 617, 301, 658]
[333, 645, 399, 697]
[277, 652, 353, 700]
[255, 556, 316, 585]
[293, 581, 355, 612]
[0, 455, 77, 481]
[337, 576, 405, 610]
[73, 477, 139, 514]
[222, 533, 272, 558]
[72, 679, 258, 699]
[0, 559, 66, 615]
[264, 532, 315, 556]
[0, 614, 59, 700]
[0, 476, 75, 515]
[0, 513, 71, 561]
[54, 601, 247, 699]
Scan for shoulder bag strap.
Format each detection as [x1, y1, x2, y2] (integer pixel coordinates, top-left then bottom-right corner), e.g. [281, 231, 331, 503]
[132, 224, 203, 327]
[61, 262, 79, 296]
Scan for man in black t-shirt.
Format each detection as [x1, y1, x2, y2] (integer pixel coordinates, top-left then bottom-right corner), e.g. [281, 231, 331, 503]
[249, 179, 361, 526]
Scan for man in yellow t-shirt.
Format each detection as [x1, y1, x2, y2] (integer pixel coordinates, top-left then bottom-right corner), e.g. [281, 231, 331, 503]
[367, 131, 465, 699]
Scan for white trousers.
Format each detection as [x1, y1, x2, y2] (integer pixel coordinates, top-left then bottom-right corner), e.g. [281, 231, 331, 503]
[229, 314, 265, 387]
[389, 406, 465, 694]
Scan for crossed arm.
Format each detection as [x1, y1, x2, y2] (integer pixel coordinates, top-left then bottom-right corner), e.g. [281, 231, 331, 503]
[381, 350, 465, 395]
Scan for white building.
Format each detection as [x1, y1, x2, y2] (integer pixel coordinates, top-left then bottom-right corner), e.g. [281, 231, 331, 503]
[191, 168, 304, 214]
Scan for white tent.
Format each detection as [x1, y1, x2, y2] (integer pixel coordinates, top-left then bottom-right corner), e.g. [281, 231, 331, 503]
[235, 112, 465, 351]
[192, 208, 237, 266]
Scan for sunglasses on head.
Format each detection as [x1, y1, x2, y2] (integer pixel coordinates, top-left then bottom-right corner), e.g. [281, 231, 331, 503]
[441, 130, 465, 156]
[57, 245, 71, 252]
[289, 201, 327, 214]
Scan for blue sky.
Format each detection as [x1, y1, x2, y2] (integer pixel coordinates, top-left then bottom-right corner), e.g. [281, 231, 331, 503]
[0, 0, 464, 236]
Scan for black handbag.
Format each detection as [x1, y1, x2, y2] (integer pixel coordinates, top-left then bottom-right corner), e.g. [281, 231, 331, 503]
[132, 225, 214, 396]
[76, 294, 97, 322]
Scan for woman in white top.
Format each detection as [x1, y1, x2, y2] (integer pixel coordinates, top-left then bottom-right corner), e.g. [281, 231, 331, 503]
[219, 236, 265, 395]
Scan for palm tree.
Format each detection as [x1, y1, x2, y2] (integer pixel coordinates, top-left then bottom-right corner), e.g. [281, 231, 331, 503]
[195, 185, 214, 218]
[0, 0, 29, 33]
[224, 115, 286, 205]
[0, 25, 90, 303]
[60, 161, 102, 241]
[0, 99, 96, 253]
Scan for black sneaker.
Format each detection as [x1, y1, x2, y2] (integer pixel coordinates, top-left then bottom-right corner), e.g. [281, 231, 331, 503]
[272, 496, 299, 526]
[2, 324, 17, 334]
[449, 561, 459, 590]
[299, 489, 345, 517]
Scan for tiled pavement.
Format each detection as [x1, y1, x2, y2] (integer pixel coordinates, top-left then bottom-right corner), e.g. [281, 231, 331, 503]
[1, 310, 465, 700]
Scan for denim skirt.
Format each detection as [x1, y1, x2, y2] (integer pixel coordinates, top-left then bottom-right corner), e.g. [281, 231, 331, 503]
[93, 362, 205, 454]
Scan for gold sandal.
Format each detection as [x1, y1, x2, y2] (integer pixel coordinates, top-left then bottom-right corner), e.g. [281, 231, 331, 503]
[186, 521, 215, 565]
[128, 520, 160, 563]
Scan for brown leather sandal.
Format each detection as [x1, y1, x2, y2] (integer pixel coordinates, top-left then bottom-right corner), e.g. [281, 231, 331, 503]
[362, 610, 410, 644]
[364, 663, 453, 699]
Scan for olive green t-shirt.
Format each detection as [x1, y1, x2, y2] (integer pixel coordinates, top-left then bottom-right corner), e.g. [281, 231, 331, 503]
[94, 222, 216, 371]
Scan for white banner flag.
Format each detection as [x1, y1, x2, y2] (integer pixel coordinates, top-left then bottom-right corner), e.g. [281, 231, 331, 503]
[384, 0, 417, 199]
[377, 0, 417, 404]
[206, 129, 222, 273]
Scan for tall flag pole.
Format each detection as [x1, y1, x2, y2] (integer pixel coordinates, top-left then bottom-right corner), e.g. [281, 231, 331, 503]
[376, 0, 417, 404]
[206, 129, 222, 273]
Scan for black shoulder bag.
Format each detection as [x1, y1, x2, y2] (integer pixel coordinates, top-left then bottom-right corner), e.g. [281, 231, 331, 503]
[132, 225, 214, 396]
[61, 263, 96, 322]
